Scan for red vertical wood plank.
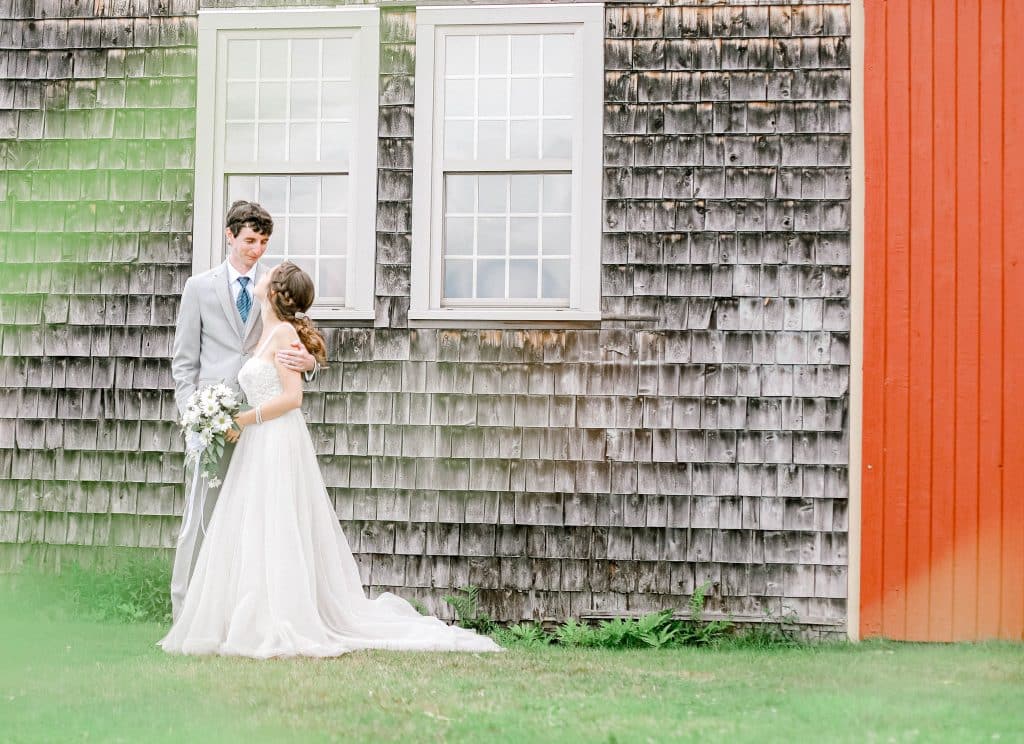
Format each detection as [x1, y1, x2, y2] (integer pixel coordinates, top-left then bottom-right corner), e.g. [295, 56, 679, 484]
[881, 0, 912, 640]
[952, 0, 981, 641]
[975, 0, 1005, 639]
[1000, 0, 1024, 640]
[860, 0, 889, 639]
[904, 0, 935, 641]
[927, 0, 959, 643]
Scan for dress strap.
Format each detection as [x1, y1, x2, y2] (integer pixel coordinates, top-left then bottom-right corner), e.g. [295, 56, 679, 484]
[253, 323, 289, 360]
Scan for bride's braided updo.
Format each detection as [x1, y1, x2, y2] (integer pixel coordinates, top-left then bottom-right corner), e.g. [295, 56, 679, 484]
[268, 261, 328, 364]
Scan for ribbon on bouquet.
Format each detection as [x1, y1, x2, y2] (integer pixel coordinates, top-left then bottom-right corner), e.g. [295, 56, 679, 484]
[177, 434, 212, 544]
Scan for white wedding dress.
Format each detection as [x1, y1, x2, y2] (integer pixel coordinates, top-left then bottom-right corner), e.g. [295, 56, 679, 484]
[159, 330, 502, 658]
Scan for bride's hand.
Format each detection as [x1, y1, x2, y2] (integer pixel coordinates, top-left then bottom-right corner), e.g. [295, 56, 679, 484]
[225, 419, 243, 442]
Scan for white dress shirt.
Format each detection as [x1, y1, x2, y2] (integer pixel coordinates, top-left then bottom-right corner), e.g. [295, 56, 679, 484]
[226, 261, 258, 305]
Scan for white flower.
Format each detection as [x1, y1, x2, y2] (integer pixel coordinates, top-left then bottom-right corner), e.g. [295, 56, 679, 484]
[200, 398, 220, 417]
[197, 429, 213, 447]
[181, 408, 200, 428]
[187, 390, 200, 407]
[211, 412, 233, 433]
[206, 477, 222, 489]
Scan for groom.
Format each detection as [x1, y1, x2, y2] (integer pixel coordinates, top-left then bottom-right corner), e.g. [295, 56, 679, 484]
[169, 200, 318, 620]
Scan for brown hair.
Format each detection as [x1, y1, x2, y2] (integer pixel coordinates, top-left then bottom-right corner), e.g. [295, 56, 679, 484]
[225, 200, 274, 238]
[268, 261, 328, 365]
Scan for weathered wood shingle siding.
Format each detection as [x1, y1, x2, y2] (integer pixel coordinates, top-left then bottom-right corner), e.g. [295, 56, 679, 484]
[0, 0, 851, 633]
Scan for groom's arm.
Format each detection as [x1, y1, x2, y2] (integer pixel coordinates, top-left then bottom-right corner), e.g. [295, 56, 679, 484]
[171, 277, 202, 415]
[276, 342, 320, 382]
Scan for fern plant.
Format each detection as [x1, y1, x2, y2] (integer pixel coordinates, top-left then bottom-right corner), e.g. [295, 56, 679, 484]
[494, 622, 551, 649]
[442, 585, 495, 634]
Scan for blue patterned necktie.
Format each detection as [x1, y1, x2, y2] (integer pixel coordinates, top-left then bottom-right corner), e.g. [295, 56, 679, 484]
[236, 276, 252, 324]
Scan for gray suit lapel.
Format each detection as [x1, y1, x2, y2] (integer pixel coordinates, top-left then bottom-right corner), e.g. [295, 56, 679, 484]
[213, 262, 245, 338]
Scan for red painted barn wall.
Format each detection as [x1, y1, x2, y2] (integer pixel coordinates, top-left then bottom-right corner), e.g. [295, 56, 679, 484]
[861, 0, 1024, 641]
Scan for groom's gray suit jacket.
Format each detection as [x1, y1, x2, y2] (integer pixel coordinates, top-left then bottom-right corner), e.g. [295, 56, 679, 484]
[171, 260, 268, 415]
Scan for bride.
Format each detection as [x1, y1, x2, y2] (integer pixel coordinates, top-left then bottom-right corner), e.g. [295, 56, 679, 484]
[159, 261, 502, 657]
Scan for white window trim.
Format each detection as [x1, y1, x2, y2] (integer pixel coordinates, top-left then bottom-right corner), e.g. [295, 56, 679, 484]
[193, 7, 380, 321]
[410, 3, 604, 325]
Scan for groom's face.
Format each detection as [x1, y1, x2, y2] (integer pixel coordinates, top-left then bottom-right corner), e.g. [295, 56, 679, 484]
[225, 226, 270, 270]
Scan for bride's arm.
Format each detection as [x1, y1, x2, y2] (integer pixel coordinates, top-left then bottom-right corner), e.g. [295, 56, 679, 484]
[234, 331, 304, 429]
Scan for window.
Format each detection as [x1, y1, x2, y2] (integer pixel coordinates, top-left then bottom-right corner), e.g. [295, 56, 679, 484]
[411, 4, 604, 323]
[193, 8, 379, 319]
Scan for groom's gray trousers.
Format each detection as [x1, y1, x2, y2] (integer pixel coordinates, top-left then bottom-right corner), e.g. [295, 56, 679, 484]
[170, 439, 236, 622]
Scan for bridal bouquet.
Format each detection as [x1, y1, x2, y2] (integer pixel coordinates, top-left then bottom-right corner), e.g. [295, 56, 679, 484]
[180, 383, 244, 488]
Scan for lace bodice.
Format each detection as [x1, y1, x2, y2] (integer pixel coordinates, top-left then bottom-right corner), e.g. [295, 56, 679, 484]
[237, 357, 282, 407]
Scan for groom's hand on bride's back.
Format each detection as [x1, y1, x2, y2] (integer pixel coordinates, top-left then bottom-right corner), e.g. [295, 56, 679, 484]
[276, 341, 317, 373]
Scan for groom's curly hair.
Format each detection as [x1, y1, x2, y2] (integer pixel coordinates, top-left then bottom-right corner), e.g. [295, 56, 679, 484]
[225, 200, 274, 237]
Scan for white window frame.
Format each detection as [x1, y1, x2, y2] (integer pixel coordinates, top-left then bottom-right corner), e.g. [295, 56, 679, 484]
[410, 3, 604, 325]
[193, 7, 380, 321]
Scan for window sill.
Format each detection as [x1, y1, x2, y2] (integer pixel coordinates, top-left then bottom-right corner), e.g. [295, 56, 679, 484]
[408, 307, 602, 328]
[309, 306, 375, 323]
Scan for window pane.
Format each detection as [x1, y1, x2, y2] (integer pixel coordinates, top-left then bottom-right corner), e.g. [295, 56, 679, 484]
[290, 176, 319, 212]
[477, 259, 506, 298]
[321, 176, 347, 213]
[542, 259, 570, 299]
[543, 77, 574, 117]
[511, 35, 540, 74]
[258, 82, 287, 120]
[479, 36, 507, 75]
[290, 82, 318, 119]
[290, 217, 317, 252]
[228, 40, 258, 80]
[260, 40, 289, 80]
[541, 119, 572, 159]
[258, 176, 287, 214]
[444, 120, 474, 160]
[225, 123, 254, 161]
[445, 175, 475, 213]
[288, 123, 317, 161]
[226, 83, 257, 120]
[319, 258, 346, 299]
[322, 38, 353, 79]
[510, 175, 539, 213]
[320, 216, 347, 256]
[446, 36, 475, 74]
[509, 120, 538, 159]
[445, 217, 474, 256]
[478, 78, 507, 117]
[444, 260, 473, 298]
[258, 123, 286, 161]
[542, 34, 573, 75]
[226, 175, 257, 202]
[543, 174, 572, 213]
[542, 216, 571, 255]
[478, 175, 507, 213]
[509, 259, 538, 298]
[510, 217, 537, 255]
[510, 78, 539, 117]
[291, 39, 319, 80]
[477, 120, 506, 159]
[321, 122, 349, 164]
[477, 217, 505, 256]
[445, 79, 475, 117]
[289, 257, 316, 283]
[321, 82, 352, 120]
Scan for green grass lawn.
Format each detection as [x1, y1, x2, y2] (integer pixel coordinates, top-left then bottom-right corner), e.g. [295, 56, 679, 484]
[2, 577, 1022, 744]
